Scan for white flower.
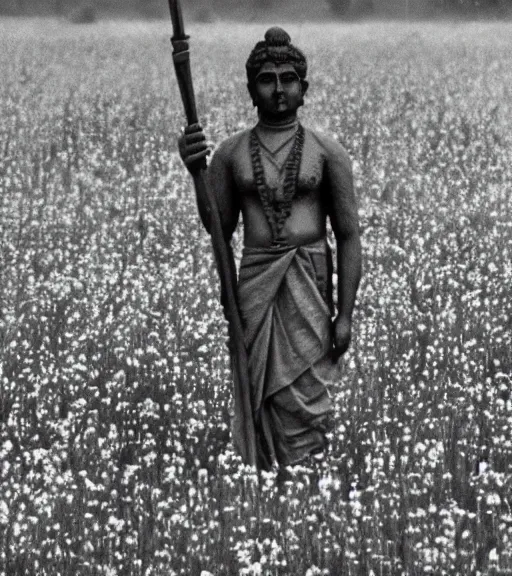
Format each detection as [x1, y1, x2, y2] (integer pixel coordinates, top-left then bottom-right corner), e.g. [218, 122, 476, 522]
[486, 493, 501, 506]
[0, 501, 9, 526]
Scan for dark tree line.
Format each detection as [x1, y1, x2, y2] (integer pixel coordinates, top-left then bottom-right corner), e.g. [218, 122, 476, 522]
[0, 0, 164, 17]
[0, 0, 510, 18]
[329, 0, 511, 16]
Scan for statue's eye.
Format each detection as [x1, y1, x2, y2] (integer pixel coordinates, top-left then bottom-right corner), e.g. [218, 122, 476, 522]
[257, 73, 275, 85]
[280, 73, 299, 84]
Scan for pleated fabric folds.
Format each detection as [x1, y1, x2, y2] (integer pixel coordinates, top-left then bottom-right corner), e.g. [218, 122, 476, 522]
[236, 238, 340, 468]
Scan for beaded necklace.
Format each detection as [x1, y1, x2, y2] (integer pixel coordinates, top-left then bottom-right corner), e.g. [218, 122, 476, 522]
[249, 123, 305, 245]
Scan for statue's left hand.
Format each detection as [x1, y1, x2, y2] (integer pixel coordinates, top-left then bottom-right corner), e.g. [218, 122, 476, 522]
[332, 315, 352, 360]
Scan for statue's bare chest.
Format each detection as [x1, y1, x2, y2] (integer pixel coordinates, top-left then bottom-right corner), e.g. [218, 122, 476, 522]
[231, 129, 325, 202]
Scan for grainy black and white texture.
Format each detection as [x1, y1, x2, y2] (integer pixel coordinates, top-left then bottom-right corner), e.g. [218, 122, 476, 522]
[0, 18, 511, 576]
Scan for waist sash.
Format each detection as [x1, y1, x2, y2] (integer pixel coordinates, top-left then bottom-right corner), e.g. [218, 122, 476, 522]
[238, 238, 334, 415]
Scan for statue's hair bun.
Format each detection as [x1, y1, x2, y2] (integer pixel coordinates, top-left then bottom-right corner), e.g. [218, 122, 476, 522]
[264, 27, 291, 47]
[246, 26, 307, 82]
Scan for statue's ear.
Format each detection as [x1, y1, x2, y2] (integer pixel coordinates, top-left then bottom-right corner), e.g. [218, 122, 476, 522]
[301, 79, 309, 96]
[247, 83, 258, 107]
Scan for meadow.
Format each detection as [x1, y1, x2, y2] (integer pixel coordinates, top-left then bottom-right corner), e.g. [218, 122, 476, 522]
[0, 16, 511, 576]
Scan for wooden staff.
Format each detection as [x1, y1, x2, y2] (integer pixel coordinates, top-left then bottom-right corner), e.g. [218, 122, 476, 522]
[167, 0, 258, 468]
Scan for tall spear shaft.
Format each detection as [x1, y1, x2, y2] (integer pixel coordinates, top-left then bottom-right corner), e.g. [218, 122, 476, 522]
[167, 0, 258, 468]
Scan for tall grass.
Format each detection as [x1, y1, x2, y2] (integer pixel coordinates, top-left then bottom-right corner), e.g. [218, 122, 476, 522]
[0, 19, 511, 576]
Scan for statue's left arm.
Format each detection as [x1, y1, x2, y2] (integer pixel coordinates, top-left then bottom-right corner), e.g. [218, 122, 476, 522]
[322, 136, 362, 358]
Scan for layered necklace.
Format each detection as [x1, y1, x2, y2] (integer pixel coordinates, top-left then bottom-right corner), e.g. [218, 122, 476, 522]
[249, 123, 305, 245]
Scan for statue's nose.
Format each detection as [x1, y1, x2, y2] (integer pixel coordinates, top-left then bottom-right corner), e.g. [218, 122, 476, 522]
[275, 77, 284, 94]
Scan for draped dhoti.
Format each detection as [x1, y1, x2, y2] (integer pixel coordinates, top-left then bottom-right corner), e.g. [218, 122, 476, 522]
[236, 238, 340, 468]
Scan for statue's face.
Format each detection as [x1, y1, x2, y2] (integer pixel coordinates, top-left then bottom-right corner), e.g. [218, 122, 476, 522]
[250, 62, 306, 121]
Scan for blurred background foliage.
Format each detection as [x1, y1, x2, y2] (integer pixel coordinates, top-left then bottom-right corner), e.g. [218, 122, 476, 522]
[0, 0, 511, 21]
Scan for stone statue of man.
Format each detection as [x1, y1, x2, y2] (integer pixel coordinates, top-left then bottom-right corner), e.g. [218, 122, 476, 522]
[178, 27, 362, 471]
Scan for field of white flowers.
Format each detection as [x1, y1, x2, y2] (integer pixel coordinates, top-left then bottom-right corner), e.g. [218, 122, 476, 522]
[0, 17, 511, 576]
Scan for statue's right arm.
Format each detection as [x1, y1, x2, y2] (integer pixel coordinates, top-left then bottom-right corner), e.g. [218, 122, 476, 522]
[178, 125, 240, 239]
[206, 141, 240, 241]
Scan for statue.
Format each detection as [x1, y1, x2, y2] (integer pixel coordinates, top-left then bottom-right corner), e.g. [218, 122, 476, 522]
[178, 27, 362, 472]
